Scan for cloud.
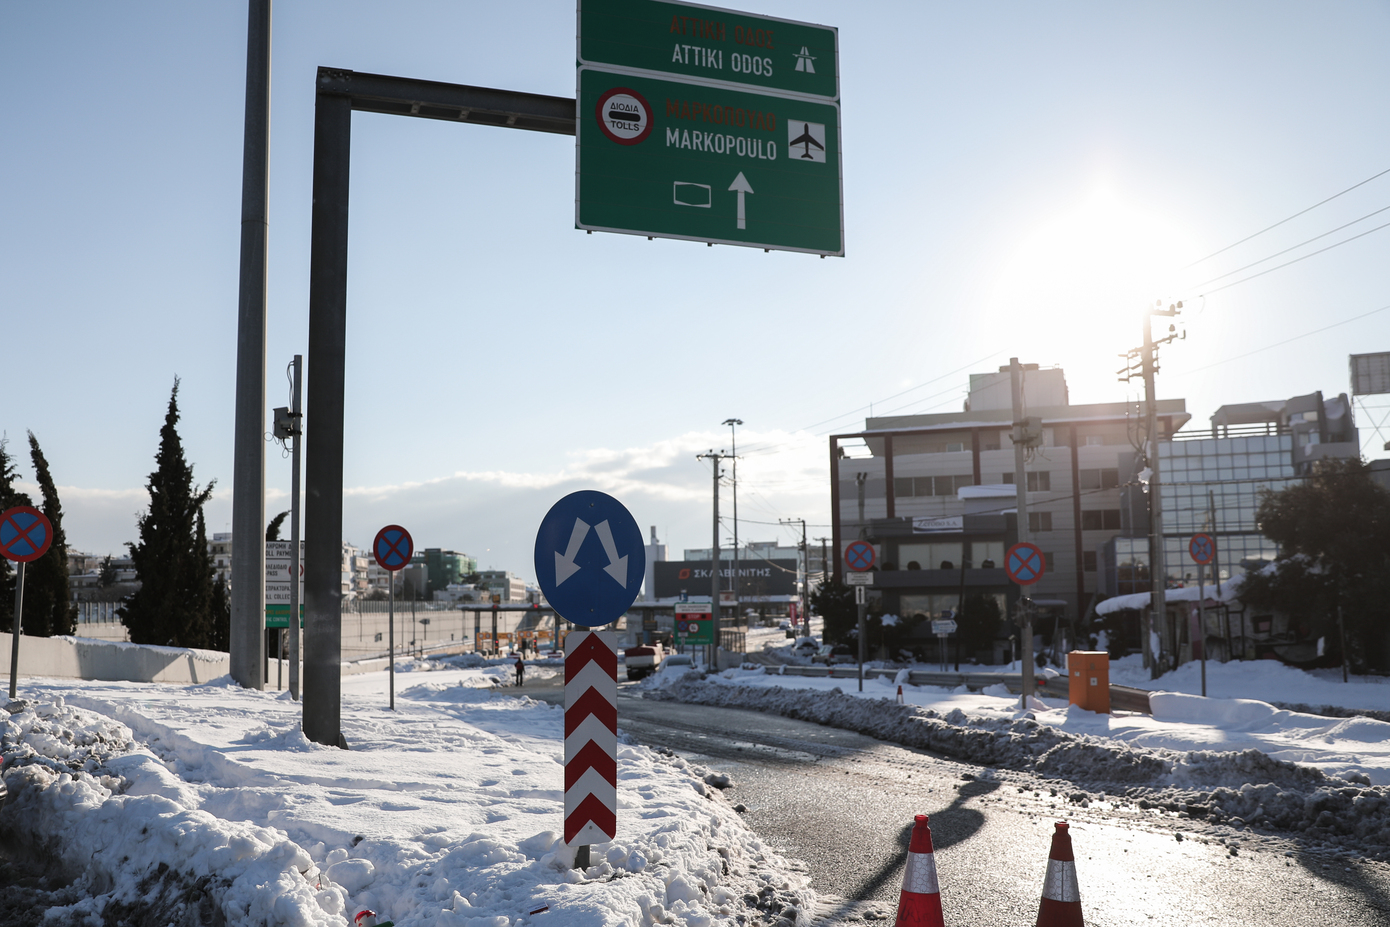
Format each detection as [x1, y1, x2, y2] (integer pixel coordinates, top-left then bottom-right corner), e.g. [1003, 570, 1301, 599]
[35, 428, 833, 583]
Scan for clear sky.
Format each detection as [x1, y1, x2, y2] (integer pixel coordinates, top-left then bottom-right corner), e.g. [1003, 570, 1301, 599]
[3, 1, 1388, 581]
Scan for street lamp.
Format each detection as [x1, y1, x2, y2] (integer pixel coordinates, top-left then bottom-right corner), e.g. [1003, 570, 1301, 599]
[722, 419, 742, 620]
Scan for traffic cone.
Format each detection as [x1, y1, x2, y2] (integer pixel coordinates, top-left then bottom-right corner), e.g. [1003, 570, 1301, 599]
[1034, 822, 1083, 927]
[894, 815, 944, 927]
[897, 685, 905, 705]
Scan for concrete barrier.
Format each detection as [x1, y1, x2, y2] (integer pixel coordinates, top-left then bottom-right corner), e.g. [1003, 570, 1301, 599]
[1, 632, 229, 685]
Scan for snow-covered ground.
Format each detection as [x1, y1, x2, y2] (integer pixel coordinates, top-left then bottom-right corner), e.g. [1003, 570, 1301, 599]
[1, 655, 812, 927]
[643, 652, 1390, 860]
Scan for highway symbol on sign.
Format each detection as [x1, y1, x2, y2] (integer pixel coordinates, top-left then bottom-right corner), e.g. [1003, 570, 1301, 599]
[788, 122, 825, 162]
[0, 506, 52, 563]
[794, 46, 817, 73]
[373, 525, 414, 572]
[844, 540, 875, 572]
[1005, 542, 1045, 586]
[1189, 533, 1215, 565]
[535, 491, 646, 627]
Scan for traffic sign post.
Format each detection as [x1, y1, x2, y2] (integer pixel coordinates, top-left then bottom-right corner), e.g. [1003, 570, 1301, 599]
[674, 602, 713, 646]
[535, 490, 646, 866]
[1189, 533, 1215, 697]
[932, 618, 957, 671]
[373, 525, 415, 711]
[841, 543, 877, 692]
[1, 506, 54, 701]
[576, 0, 842, 255]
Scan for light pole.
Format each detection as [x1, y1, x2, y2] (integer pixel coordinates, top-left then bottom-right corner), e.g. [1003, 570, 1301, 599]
[723, 419, 742, 624]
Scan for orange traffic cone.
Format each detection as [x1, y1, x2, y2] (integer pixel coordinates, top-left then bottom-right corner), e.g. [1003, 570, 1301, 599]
[894, 815, 944, 927]
[1035, 821, 1083, 927]
[897, 685, 905, 705]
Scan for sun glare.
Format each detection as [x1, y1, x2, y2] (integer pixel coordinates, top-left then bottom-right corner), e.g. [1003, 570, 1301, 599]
[987, 183, 1195, 398]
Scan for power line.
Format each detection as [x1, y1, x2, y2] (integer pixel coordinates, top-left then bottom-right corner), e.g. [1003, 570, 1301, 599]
[738, 350, 1006, 456]
[1183, 166, 1390, 269]
[1190, 204, 1390, 289]
[1198, 219, 1390, 296]
[1168, 301, 1390, 378]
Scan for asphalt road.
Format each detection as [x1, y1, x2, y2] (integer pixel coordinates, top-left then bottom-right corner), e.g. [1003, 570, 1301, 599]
[525, 672, 1390, 926]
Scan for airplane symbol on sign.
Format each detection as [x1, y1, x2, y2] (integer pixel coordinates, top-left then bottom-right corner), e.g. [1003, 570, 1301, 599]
[788, 122, 825, 161]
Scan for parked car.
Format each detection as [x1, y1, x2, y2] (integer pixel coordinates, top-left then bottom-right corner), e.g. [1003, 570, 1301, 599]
[657, 653, 696, 678]
[623, 643, 664, 681]
[790, 637, 820, 658]
[814, 644, 856, 665]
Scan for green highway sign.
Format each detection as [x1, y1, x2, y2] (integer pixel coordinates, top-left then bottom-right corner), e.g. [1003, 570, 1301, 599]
[576, 66, 842, 255]
[576, 0, 842, 256]
[579, 0, 838, 101]
[265, 604, 303, 629]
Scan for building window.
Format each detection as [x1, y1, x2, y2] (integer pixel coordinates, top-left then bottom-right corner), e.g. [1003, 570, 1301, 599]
[1083, 551, 1097, 572]
[1043, 551, 1055, 571]
[1028, 511, 1053, 532]
[894, 475, 973, 497]
[1078, 468, 1120, 491]
[1081, 509, 1122, 531]
[1003, 471, 1050, 492]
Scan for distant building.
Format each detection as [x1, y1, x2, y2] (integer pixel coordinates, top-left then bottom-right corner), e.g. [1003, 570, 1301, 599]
[829, 363, 1190, 626]
[1104, 389, 1363, 596]
[411, 549, 477, 595]
[478, 570, 526, 603]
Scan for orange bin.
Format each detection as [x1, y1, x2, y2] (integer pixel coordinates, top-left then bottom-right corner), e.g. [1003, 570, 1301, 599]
[1067, 651, 1110, 713]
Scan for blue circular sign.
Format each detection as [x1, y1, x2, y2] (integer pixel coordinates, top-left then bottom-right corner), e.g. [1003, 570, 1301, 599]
[1005, 542, 1045, 586]
[373, 524, 414, 572]
[534, 490, 645, 627]
[844, 540, 875, 572]
[1189, 533, 1215, 565]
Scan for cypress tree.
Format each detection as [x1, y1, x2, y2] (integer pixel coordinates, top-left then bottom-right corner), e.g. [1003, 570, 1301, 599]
[120, 380, 218, 648]
[0, 436, 34, 634]
[24, 432, 75, 637]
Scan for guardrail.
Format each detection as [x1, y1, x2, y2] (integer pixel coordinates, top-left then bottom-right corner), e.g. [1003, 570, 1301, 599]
[759, 665, 1152, 714]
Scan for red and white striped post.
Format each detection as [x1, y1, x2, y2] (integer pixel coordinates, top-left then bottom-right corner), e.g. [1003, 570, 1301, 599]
[564, 629, 618, 866]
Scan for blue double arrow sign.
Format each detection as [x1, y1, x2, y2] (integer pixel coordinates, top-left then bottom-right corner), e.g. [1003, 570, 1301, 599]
[535, 490, 645, 628]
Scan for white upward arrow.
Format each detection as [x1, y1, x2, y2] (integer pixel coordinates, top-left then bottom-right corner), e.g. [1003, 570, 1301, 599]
[728, 172, 754, 230]
[593, 520, 629, 588]
[554, 518, 589, 586]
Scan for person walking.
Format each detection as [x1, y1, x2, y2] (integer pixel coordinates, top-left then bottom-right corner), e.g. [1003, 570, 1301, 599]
[514, 654, 525, 687]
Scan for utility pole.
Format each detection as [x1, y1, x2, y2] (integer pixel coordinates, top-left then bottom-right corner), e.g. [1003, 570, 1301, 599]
[780, 518, 808, 637]
[723, 419, 742, 628]
[1122, 301, 1183, 679]
[815, 536, 831, 608]
[230, 0, 272, 691]
[1009, 358, 1035, 708]
[697, 450, 734, 667]
[287, 355, 302, 700]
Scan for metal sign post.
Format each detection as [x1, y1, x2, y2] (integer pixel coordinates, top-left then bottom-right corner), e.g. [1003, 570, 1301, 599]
[1, 506, 54, 700]
[373, 525, 414, 711]
[845, 565, 873, 693]
[1005, 541, 1045, 708]
[1189, 533, 1215, 697]
[931, 618, 957, 672]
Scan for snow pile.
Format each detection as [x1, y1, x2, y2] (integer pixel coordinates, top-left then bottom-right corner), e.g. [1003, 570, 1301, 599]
[647, 664, 1390, 860]
[2, 666, 813, 927]
[3, 697, 331, 926]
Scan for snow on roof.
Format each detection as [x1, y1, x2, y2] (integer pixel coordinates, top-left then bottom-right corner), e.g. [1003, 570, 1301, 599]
[958, 484, 1018, 499]
[1095, 575, 1246, 615]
